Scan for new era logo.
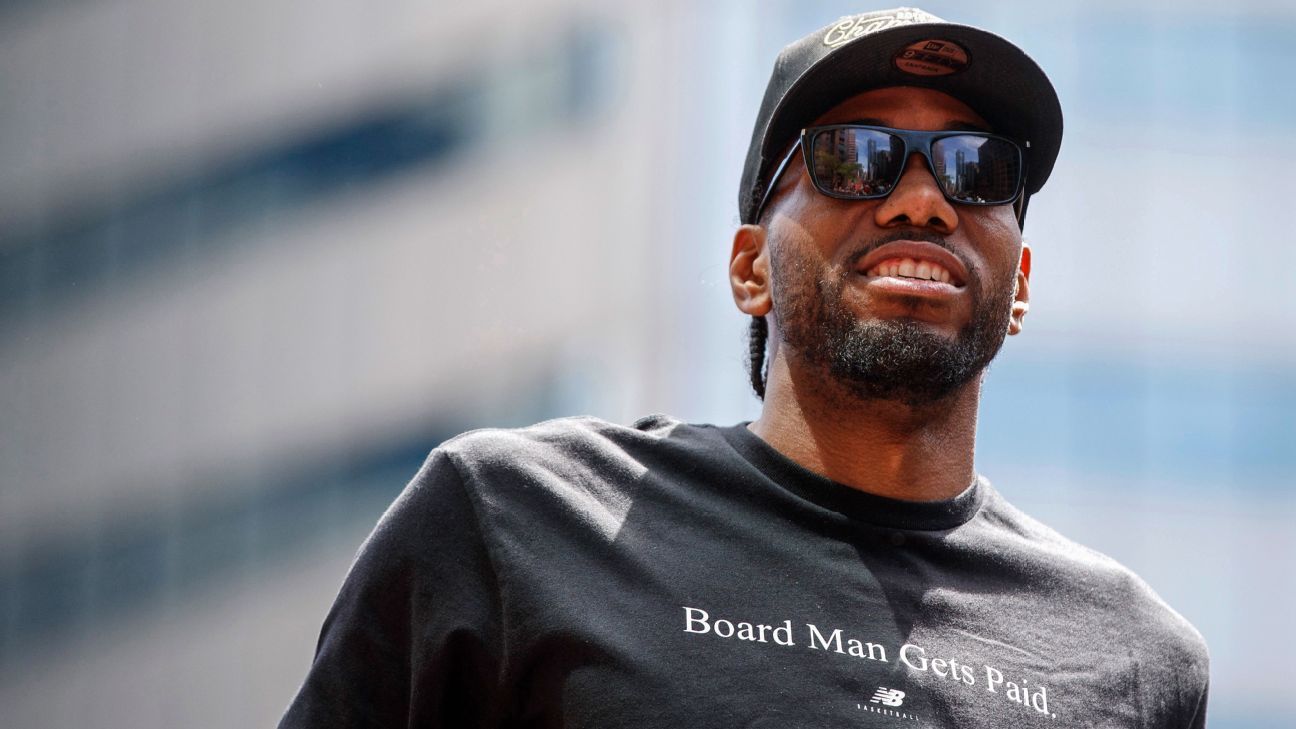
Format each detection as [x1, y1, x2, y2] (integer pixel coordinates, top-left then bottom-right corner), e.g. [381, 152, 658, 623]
[870, 687, 906, 707]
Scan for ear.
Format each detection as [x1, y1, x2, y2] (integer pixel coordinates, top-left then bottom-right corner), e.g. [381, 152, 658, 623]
[730, 224, 772, 317]
[1008, 243, 1030, 336]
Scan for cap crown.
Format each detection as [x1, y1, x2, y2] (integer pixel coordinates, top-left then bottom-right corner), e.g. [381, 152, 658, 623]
[739, 7, 1062, 225]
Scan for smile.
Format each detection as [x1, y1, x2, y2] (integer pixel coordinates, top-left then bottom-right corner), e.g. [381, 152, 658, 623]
[864, 257, 954, 284]
[855, 240, 970, 290]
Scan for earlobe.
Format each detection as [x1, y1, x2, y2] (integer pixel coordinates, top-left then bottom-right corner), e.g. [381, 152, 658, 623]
[729, 224, 772, 317]
[1008, 244, 1031, 336]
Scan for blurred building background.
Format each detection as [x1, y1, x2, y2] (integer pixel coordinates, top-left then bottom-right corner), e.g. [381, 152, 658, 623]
[1, 0, 1293, 726]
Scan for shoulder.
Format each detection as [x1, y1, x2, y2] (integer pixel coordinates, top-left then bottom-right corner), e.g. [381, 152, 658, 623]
[416, 413, 722, 531]
[439, 412, 682, 452]
[976, 486, 1210, 666]
[433, 412, 694, 475]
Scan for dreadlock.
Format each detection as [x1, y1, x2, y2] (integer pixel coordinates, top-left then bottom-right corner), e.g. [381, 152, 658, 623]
[747, 314, 769, 400]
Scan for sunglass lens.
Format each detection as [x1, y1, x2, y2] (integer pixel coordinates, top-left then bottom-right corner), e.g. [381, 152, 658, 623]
[930, 135, 1022, 204]
[809, 128, 903, 198]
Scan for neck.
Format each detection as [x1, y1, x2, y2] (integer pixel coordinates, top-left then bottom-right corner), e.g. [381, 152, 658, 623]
[747, 351, 982, 502]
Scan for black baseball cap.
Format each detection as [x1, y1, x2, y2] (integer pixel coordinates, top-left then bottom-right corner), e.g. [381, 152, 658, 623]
[738, 7, 1063, 228]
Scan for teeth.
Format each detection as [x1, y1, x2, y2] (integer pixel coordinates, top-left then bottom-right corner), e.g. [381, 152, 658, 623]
[866, 257, 954, 283]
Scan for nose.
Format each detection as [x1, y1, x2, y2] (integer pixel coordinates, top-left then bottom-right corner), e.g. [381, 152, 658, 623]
[873, 153, 958, 234]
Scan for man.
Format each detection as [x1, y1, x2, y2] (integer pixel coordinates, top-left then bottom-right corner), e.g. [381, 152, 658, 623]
[281, 8, 1209, 728]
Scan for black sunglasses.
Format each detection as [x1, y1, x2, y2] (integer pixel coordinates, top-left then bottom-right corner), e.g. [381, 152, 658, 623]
[753, 124, 1026, 222]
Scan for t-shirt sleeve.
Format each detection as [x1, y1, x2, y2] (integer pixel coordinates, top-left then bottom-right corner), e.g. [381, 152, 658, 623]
[278, 448, 504, 728]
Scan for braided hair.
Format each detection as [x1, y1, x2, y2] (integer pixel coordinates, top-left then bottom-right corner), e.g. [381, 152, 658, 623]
[747, 315, 769, 399]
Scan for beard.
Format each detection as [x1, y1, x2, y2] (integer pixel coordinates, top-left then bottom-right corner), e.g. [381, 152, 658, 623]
[769, 232, 1016, 406]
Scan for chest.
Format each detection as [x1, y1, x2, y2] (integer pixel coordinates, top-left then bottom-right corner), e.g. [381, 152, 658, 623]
[481, 519, 1173, 728]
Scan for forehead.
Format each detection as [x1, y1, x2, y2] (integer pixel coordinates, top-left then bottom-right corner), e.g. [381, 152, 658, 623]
[810, 86, 992, 131]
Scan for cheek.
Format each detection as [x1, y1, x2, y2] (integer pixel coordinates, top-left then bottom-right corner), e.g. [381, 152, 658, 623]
[967, 206, 1023, 276]
[769, 197, 834, 269]
[979, 203, 1023, 241]
[771, 180, 876, 261]
[771, 176, 823, 227]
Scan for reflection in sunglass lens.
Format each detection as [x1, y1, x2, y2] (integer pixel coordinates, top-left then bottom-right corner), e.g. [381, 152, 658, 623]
[810, 128, 903, 197]
[930, 135, 1021, 203]
[808, 127, 1022, 205]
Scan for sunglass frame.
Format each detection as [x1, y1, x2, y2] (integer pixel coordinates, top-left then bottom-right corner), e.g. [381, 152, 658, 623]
[753, 124, 1027, 223]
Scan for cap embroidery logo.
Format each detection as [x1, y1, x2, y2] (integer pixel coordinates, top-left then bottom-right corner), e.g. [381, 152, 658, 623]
[823, 8, 942, 48]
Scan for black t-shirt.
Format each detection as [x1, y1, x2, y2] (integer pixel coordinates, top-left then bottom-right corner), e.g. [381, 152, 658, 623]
[279, 414, 1209, 728]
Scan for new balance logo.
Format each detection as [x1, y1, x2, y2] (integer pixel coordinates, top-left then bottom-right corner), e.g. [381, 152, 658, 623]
[870, 687, 906, 707]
